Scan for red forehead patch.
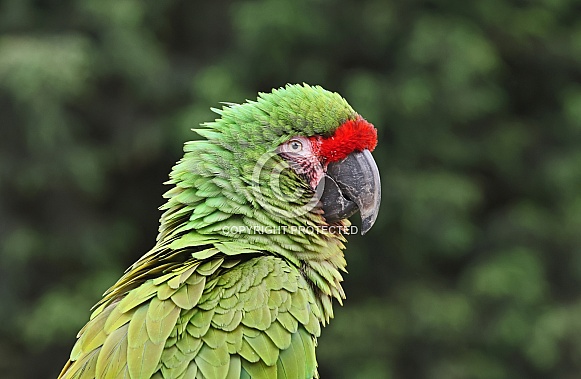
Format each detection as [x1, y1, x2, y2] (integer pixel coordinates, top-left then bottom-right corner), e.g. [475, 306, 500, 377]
[314, 116, 377, 163]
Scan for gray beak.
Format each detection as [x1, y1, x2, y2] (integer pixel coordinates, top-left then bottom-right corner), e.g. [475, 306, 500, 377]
[320, 149, 381, 234]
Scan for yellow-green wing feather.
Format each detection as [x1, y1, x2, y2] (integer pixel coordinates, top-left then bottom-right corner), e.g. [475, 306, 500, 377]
[59, 254, 322, 379]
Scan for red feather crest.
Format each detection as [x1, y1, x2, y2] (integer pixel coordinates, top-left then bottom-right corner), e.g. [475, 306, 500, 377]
[314, 116, 377, 163]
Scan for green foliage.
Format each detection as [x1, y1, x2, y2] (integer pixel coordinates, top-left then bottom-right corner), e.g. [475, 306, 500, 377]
[1, 0, 580, 378]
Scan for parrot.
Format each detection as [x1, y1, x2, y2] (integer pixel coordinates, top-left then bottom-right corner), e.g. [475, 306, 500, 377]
[58, 83, 381, 379]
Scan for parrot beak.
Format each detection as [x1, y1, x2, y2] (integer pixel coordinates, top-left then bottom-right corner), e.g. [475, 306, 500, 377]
[320, 149, 381, 235]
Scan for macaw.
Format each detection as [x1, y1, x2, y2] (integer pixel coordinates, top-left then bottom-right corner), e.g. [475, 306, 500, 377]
[58, 84, 381, 379]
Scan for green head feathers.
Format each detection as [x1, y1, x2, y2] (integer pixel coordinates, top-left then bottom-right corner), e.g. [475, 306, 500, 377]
[207, 84, 356, 149]
[160, 84, 360, 242]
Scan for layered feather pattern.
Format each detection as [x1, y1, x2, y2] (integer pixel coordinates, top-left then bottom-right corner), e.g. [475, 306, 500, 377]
[60, 251, 321, 379]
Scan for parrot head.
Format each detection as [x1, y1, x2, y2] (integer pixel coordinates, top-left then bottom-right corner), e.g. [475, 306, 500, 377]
[167, 84, 380, 236]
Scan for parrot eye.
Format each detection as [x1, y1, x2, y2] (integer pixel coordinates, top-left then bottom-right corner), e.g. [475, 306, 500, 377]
[289, 139, 303, 152]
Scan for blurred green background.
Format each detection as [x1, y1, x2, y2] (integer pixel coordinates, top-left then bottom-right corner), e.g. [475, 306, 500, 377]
[2, 0, 581, 378]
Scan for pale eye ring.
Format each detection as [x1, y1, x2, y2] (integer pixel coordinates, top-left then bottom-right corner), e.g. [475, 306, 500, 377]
[288, 139, 303, 152]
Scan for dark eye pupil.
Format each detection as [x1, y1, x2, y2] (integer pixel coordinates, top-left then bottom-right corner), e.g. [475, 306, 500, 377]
[291, 142, 300, 150]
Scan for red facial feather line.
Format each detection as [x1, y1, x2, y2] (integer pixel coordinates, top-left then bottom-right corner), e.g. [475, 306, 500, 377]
[311, 116, 378, 163]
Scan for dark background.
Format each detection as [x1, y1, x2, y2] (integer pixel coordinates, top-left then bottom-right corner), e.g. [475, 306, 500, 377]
[2, 0, 581, 378]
